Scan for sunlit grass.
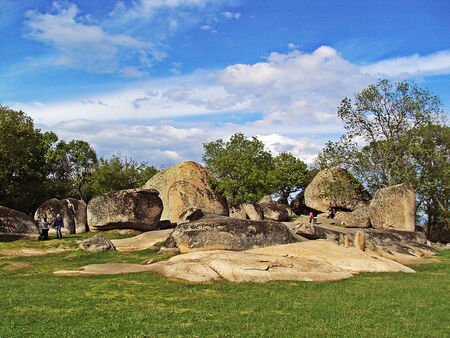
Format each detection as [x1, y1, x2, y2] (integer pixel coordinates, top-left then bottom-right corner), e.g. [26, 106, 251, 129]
[0, 234, 448, 337]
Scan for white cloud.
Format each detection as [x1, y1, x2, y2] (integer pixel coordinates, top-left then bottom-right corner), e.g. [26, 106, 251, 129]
[361, 50, 450, 77]
[287, 43, 298, 49]
[222, 11, 241, 20]
[13, 46, 449, 168]
[24, 2, 161, 75]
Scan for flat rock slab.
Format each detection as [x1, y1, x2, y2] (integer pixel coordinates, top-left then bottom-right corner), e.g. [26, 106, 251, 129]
[54, 240, 414, 283]
[111, 229, 173, 251]
[54, 263, 157, 275]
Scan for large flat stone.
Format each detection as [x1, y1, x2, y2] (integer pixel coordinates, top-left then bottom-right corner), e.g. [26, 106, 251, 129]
[111, 229, 173, 251]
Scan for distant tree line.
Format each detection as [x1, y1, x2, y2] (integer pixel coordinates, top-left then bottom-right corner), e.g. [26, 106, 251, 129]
[0, 105, 159, 215]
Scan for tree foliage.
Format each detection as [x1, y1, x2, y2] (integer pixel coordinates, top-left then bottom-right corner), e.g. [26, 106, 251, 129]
[273, 152, 308, 204]
[203, 133, 275, 204]
[316, 79, 449, 241]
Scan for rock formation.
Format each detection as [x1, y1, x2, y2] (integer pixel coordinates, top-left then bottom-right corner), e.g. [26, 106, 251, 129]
[304, 167, 370, 212]
[290, 191, 317, 215]
[35, 198, 88, 234]
[335, 205, 371, 228]
[230, 203, 264, 221]
[177, 208, 204, 225]
[259, 203, 289, 221]
[79, 234, 116, 253]
[164, 215, 297, 253]
[87, 189, 162, 231]
[0, 206, 39, 236]
[111, 229, 173, 251]
[142, 161, 229, 223]
[369, 183, 416, 232]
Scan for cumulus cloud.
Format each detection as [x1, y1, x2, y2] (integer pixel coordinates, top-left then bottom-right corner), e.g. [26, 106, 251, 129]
[219, 46, 373, 123]
[361, 50, 450, 77]
[14, 46, 450, 167]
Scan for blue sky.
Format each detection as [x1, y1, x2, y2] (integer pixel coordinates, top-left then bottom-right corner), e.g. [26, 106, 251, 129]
[1, 0, 449, 167]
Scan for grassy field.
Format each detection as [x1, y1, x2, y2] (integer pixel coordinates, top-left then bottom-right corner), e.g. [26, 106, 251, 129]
[0, 232, 448, 337]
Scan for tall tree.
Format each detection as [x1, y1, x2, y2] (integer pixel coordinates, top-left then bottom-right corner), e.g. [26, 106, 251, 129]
[202, 133, 275, 205]
[0, 106, 56, 214]
[316, 79, 448, 241]
[272, 152, 308, 204]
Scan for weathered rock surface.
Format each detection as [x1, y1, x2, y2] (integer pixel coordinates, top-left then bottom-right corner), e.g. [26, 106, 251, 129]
[35, 198, 88, 234]
[164, 215, 297, 253]
[87, 189, 162, 231]
[58, 240, 414, 282]
[111, 229, 173, 251]
[335, 206, 371, 228]
[142, 161, 229, 223]
[177, 208, 204, 225]
[259, 203, 289, 221]
[230, 203, 264, 221]
[304, 167, 370, 212]
[257, 195, 274, 204]
[293, 220, 437, 264]
[79, 235, 116, 253]
[0, 206, 39, 236]
[369, 183, 416, 232]
[290, 191, 317, 215]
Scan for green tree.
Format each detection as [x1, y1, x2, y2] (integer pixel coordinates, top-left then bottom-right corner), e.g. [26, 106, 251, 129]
[316, 79, 448, 241]
[51, 140, 98, 201]
[0, 106, 56, 214]
[272, 152, 308, 204]
[88, 154, 159, 197]
[202, 133, 275, 205]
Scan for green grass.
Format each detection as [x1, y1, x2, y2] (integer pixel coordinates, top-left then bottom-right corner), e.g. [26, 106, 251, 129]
[0, 234, 449, 337]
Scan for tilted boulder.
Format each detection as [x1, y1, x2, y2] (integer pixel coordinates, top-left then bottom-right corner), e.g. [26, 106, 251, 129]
[177, 208, 204, 225]
[35, 198, 88, 234]
[230, 203, 264, 221]
[164, 215, 297, 253]
[304, 167, 370, 212]
[290, 191, 317, 215]
[259, 203, 289, 221]
[79, 235, 116, 253]
[369, 183, 416, 232]
[257, 195, 274, 204]
[87, 189, 162, 231]
[0, 206, 39, 236]
[335, 206, 371, 228]
[142, 161, 229, 223]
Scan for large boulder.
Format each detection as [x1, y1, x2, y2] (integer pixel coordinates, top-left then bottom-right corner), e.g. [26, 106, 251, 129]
[111, 229, 173, 251]
[164, 215, 297, 253]
[304, 167, 370, 212]
[335, 206, 371, 228]
[142, 161, 229, 223]
[369, 183, 416, 232]
[230, 203, 264, 221]
[259, 203, 289, 221]
[35, 198, 88, 234]
[0, 206, 39, 236]
[87, 189, 162, 231]
[290, 191, 317, 215]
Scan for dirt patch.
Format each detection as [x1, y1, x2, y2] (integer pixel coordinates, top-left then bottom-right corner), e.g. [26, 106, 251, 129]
[4, 261, 31, 271]
[0, 248, 71, 257]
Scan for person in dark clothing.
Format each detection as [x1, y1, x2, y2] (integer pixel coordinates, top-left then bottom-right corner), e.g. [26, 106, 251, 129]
[327, 208, 336, 219]
[40, 216, 49, 240]
[54, 214, 63, 239]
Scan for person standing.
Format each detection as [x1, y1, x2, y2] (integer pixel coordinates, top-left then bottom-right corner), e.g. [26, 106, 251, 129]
[309, 211, 314, 224]
[54, 214, 63, 239]
[40, 216, 49, 240]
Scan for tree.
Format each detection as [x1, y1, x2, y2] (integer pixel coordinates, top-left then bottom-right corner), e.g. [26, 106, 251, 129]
[316, 79, 448, 241]
[0, 106, 56, 214]
[51, 140, 98, 201]
[336, 79, 442, 187]
[202, 133, 275, 205]
[88, 154, 159, 198]
[272, 152, 308, 204]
